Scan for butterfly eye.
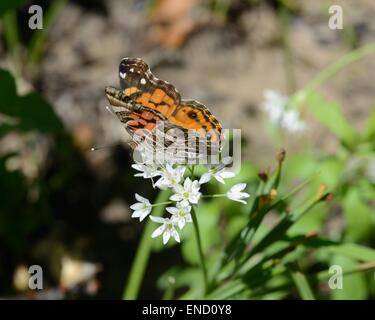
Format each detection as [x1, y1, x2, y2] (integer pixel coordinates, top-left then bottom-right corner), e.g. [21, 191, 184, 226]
[188, 111, 197, 119]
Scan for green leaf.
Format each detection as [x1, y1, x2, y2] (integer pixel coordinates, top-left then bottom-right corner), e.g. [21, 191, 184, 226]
[249, 193, 327, 259]
[0, 68, 64, 133]
[306, 92, 357, 147]
[288, 205, 327, 236]
[317, 158, 345, 189]
[320, 243, 375, 262]
[342, 188, 375, 242]
[15, 93, 65, 133]
[0, 69, 17, 105]
[283, 152, 317, 182]
[289, 269, 316, 300]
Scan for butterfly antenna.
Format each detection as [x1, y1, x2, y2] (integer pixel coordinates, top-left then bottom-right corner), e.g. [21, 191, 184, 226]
[90, 144, 117, 152]
[105, 105, 116, 117]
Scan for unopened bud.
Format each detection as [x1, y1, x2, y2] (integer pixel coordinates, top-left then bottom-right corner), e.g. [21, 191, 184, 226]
[276, 148, 286, 164]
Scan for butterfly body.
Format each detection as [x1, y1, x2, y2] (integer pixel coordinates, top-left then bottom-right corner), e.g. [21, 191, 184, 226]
[105, 58, 223, 162]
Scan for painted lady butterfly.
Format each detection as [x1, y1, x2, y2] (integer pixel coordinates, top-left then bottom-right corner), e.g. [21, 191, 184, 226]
[105, 58, 223, 163]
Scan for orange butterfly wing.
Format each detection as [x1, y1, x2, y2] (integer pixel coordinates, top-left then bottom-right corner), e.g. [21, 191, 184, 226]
[118, 58, 222, 142]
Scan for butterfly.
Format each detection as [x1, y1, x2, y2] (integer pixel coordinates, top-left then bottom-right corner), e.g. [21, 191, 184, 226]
[105, 57, 223, 163]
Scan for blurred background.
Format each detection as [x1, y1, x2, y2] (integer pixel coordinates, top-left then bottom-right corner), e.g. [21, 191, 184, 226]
[0, 0, 374, 299]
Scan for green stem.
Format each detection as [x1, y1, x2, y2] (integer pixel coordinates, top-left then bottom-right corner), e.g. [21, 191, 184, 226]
[191, 206, 209, 295]
[187, 165, 195, 177]
[289, 268, 316, 300]
[152, 201, 173, 207]
[123, 189, 170, 299]
[202, 194, 226, 198]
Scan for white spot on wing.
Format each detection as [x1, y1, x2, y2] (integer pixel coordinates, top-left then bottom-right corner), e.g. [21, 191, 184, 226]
[140, 78, 147, 85]
[119, 72, 126, 79]
[129, 68, 134, 72]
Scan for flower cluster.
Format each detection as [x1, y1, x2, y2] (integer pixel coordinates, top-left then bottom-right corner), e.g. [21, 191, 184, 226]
[261, 90, 308, 133]
[129, 159, 250, 244]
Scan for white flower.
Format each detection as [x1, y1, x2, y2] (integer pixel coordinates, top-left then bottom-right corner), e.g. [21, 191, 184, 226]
[261, 89, 308, 133]
[154, 164, 186, 190]
[281, 109, 307, 133]
[261, 89, 287, 123]
[167, 202, 192, 229]
[132, 162, 161, 179]
[170, 177, 201, 205]
[199, 166, 235, 184]
[226, 183, 250, 204]
[150, 216, 180, 244]
[130, 193, 152, 221]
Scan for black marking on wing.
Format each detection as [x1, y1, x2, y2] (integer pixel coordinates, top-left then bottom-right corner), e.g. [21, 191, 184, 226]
[119, 57, 181, 104]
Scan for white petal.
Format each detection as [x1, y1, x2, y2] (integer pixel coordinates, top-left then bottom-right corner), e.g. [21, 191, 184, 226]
[150, 215, 166, 224]
[170, 194, 183, 202]
[163, 230, 171, 244]
[166, 207, 179, 215]
[130, 203, 144, 210]
[134, 173, 145, 177]
[199, 172, 212, 184]
[219, 171, 236, 179]
[152, 225, 166, 238]
[139, 211, 150, 222]
[155, 182, 168, 190]
[135, 193, 149, 204]
[185, 214, 192, 223]
[131, 210, 141, 218]
[214, 174, 225, 184]
[184, 177, 192, 189]
[189, 192, 201, 204]
[132, 208, 151, 220]
[177, 219, 185, 230]
[238, 192, 250, 199]
[154, 177, 167, 188]
[226, 193, 236, 201]
[172, 229, 180, 243]
[227, 193, 249, 204]
[179, 199, 190, 207]
[181, 204, 192, 213]
[131, 164, 143, 171]
[177, 166, 186, 175]
[233, 198, 247, 204]
[173, 184, 184, 194]
[192, 180, 201, 192]
[170, 215, 179, 225]
[231, 183, 247, 193]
